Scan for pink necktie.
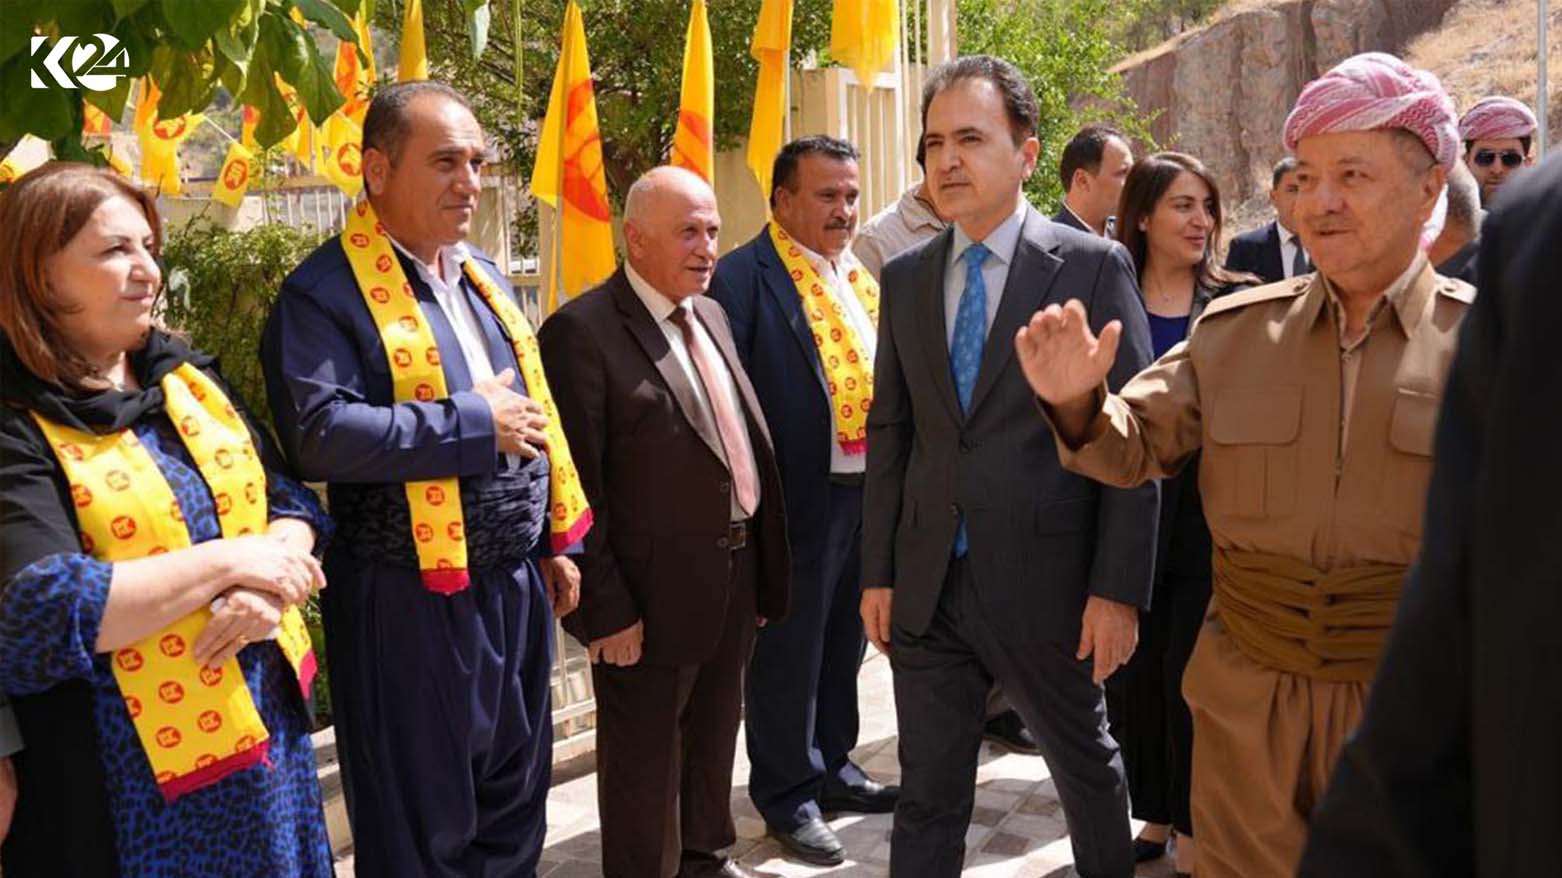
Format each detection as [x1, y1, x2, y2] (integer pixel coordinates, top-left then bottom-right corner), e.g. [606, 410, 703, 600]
[668, 307, 759, 517]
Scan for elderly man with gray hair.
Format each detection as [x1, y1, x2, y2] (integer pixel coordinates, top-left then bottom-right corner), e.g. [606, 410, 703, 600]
[541, 166, 790, 878]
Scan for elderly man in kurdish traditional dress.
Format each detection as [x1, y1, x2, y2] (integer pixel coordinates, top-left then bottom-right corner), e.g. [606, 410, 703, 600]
[1458, 95, 1538, 204]
[260, 82, 587, 878]
[1017, 53, 1475, 878]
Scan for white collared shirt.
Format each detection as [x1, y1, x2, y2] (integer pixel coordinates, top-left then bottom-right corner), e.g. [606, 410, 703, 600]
[944, 198, 1029, 348]
[789, 237, 877, 473]
[625, 263, 760, 519]
[1279, 226, 1309, 279]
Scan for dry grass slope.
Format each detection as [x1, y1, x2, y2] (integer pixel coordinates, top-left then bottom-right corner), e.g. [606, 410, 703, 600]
[1405, 0, 1560, 142]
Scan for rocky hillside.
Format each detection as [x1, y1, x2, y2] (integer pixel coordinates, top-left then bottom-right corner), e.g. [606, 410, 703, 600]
[1108, 0, 1555, 217]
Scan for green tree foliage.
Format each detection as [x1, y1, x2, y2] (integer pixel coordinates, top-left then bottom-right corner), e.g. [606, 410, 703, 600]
[0, 0, 362, 162]
[957, 0, 1155, 210]
[1112, 0, 1225, 53]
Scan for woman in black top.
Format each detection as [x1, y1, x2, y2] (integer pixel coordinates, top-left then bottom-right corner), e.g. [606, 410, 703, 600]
[1111, 151, 1260, 877]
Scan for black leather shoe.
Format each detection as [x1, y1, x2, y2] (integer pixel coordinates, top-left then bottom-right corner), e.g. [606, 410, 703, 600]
[1133, 837, 1168, 862]
[819, 778, 900, 814]
[769, 817, 846, 866]
[983, 710, 1042, 755]
[678, 855, 780, 878]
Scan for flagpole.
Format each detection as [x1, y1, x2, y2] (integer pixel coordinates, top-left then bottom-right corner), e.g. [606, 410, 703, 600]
[1540, 0, 1550, 156]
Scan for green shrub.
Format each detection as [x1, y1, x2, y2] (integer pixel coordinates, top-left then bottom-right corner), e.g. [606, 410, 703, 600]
[160, 218, 335, 727]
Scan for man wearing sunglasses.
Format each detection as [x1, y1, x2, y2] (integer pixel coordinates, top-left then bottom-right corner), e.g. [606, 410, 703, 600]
[1459, 95, 1537, 204]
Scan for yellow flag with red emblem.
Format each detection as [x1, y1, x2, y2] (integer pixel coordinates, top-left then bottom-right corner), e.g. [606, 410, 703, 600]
[670, 0, 715, 184]
[138, 96, 203, 197]
[213, 142, 255, 207]
[531, 0, 616, 310]
[276, 78, 315, 169]
[335, 12, 376, 126]
[240, 105, 260, 151]
[317, 112, 364, 198]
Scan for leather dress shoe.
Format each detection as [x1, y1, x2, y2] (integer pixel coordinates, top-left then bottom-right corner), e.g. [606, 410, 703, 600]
[983, 710, 1042, 755]
[1133, 837, 1168, 862]
[819, 778, 900, 814]
[677, 855, 780, 878]
[770, 816, 845, 866]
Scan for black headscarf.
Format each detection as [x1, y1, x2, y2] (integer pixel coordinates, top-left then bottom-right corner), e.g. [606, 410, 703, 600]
[0, 328, 211, 433]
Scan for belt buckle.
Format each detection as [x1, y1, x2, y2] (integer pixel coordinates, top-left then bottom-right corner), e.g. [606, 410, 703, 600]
[728, 520, 749, 550]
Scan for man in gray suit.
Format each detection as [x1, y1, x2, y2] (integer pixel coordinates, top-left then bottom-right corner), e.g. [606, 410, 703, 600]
[861, 56, 1157, 878]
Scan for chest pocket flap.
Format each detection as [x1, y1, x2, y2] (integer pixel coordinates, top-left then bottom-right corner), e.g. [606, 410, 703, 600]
[1388, 389, 1437, 456]
[1209, 386, 1303, 445]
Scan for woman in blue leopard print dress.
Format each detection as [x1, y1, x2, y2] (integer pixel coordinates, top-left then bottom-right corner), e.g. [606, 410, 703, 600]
[0, 163, 334, 877]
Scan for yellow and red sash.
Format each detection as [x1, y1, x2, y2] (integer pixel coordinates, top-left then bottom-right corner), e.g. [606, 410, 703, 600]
[769, 223, 880, 454]
[32, 364, 316, 803]
[339, 201, 592, 593]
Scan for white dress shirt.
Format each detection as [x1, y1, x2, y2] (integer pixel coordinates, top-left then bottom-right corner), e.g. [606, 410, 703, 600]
[625, 263, 760, 520]
[791, 239, 877, 474]
[944, 198, 1029, 348]
[388, 235, 520, 468]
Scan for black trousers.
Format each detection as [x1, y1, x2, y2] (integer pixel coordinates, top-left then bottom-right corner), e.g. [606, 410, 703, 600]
[1105, 572, 1210, 835]
[744, 482, 867, 831]
[889, 558, 1132, 878]
[593, 543, 758, 878]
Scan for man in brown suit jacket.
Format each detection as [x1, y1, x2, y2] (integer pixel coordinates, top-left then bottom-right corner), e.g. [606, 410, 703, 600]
[538, 166, 790, 878]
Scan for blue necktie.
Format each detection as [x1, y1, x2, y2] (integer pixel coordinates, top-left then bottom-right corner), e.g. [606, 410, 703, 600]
[949, 242, 990, 557]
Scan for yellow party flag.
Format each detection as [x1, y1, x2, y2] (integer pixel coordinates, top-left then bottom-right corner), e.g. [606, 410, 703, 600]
[83, 101, 112, 136]
[399, 0, 428, 82]
[747, 0, 793, 197]
[140, 113, 204, 196]
[336, 12, 376, 126]
[317, 112, 364, 198]
[531, 0, 616, 310]
[276, 78, 316, 169]
[105, 143, 134, 177]
[213, 141, 255, 207]
[133, 78, 159, 135]
[830, 0, 899, 88]
[670, 0, 715, 184]
[240, 104, 260, 151]
[0, 136, 49, 185]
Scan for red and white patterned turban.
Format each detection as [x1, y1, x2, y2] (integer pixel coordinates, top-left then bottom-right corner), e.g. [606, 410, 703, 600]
[1458, 96, 1538, 143]
[1283, 52, 1459, 171]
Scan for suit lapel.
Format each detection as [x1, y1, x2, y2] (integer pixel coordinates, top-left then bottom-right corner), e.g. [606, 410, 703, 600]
[1265, 221, 1285, 281]
[967, 207, 1064, 416]
[918, 228, 962, 422]
[611, 274, 728, 466]
[756, 230, 827, 388]
[695, 297, 775, 450]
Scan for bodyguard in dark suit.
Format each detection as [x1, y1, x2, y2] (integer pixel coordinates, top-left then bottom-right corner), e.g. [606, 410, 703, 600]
[861, 57, 1158, 878]
[1298, 152, 1562, 878]
[710, 136, 897, 866]
[1224, 157, 1308, 284]
[539, 167, 789, 878]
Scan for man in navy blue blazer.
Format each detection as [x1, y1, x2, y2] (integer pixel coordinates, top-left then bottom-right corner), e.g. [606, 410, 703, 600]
[710, 136, 899, 866]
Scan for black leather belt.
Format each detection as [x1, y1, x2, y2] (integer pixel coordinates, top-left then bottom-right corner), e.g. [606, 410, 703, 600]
[725, 519, 750, 551]
[828, 472, 865, 487]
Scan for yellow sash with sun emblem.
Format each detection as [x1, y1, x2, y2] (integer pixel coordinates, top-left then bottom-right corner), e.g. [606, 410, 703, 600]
[768, 223, 880, 454]
[339, 201, 592, 594]
[31, 363, 317, 804]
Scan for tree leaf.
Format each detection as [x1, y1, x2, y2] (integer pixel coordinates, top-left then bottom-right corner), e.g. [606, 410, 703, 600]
[468, 2, 489, 61]
[160, 0, 247, 50]
[293, 0, 356, 43]
[213, 4, 260, 80]
[111, 0, 152, 19]
[0, 56, 75, 142]
[260, 11, 343, 125]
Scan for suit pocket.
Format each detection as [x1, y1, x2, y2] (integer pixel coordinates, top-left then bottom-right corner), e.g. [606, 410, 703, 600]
[1378, 389, 1437, 533]
[1206, 386, 1302, 518]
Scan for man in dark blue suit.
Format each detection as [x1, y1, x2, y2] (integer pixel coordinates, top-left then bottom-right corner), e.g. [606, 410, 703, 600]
[1225, 156, 1308, 284]
[710, 136, 899, 866]
[261, 83, 580, 878]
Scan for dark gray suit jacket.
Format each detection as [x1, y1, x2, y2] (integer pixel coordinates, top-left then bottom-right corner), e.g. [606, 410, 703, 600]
[862, 205, 1159, 646]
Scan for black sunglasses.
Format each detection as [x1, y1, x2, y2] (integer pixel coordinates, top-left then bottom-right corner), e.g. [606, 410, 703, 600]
[1472, 149, 1524, 169]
